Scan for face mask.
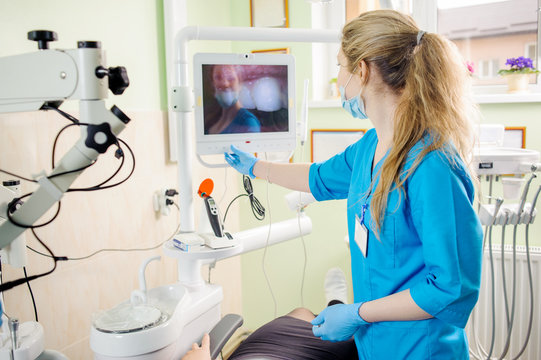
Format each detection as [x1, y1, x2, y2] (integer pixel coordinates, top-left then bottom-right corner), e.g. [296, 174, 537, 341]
[215, 89, 239, 108]
[340, 71, 368, 119]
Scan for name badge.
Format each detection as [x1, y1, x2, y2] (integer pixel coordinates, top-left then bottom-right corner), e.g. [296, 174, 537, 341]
[355, 205, 368, 257]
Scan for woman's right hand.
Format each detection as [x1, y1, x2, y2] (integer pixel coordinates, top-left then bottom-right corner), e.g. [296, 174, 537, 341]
[224, 145, 259, 178]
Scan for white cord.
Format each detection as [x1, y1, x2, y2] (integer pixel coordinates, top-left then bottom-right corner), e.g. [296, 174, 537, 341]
[297, 143, 308, 308]
[218, 166, 228, 207]
[298, 210, 308, 308]
[261, 154, 277, 318]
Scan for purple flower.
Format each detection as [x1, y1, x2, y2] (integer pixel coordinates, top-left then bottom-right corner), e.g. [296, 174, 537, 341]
[499, 56, 539, 75]
[505, 57, 535, 70]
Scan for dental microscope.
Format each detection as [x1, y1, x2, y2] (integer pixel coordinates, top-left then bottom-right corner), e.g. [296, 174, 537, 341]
[0, 30, 130, 359]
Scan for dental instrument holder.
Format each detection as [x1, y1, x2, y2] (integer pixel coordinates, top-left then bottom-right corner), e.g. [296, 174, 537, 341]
[0, 30, 130, 360]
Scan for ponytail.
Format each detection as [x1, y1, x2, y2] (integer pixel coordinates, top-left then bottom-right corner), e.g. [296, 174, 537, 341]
[342, 10, 478, 235]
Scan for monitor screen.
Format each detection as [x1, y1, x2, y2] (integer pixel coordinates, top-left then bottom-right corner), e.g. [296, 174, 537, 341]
[193, 53, 296, 155]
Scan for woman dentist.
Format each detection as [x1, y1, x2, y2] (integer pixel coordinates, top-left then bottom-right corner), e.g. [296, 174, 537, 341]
[225, 9, 483, 360]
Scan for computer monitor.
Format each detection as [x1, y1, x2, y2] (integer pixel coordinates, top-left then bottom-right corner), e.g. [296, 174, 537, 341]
[193, 52, 296, 155]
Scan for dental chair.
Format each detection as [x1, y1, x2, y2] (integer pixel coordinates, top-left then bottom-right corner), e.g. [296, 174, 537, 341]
[206, 314, 244, 359]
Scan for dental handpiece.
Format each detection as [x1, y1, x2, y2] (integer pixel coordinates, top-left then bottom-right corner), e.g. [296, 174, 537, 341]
[9, 318, 19, 351]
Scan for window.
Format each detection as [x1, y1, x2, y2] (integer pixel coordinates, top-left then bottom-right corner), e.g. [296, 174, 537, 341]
[437, 0, 539, 89]
[526, 42, 537, 67]
[478, 58, 501, 80]
[310, 0, 541, 102]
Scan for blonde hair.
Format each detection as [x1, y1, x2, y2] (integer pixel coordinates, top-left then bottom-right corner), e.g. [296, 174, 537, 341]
[342, 10, 478, 234]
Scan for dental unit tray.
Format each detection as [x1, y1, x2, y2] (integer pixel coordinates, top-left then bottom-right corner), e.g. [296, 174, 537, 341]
[473, 147, 540, 175]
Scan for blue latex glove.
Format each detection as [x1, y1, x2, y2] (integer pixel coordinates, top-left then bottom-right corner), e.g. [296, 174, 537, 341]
[224, 145, 259, 179]
[311, 302, 367, 342]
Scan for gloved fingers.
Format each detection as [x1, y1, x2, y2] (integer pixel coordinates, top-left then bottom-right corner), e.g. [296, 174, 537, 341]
[230, 144, 254, 160]
[311, 311, 325, 326]
[224, 153, 239, 166]
[230, 144, 242, 153]
[312, 323, 325, 338]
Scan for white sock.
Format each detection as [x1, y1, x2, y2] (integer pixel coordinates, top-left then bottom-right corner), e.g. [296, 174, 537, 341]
[324, 267, 348, 305]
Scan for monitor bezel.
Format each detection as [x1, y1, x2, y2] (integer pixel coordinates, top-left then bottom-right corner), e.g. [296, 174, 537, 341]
[193, 52, 296, 155]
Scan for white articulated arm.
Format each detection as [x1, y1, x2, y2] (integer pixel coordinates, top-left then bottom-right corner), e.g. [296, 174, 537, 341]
[0, 182, 27, 267]
[0, 100, 130, 248]
[0, 31, 131, 249]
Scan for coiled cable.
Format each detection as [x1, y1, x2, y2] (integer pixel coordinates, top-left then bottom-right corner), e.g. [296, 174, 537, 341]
[223, 175, 265, 223]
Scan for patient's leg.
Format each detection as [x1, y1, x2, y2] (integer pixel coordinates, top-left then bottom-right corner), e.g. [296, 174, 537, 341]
[227, 268, 356, 360]
[285, 307, 316, 322]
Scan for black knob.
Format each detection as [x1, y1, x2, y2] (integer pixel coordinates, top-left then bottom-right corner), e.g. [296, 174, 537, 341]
[78, 41, 101, 49]
[27, 30, 58, 49]
[108, 66, 130, 95]
[111, 105, 131, 124]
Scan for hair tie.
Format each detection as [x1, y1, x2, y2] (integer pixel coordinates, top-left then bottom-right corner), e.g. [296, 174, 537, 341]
[416, 30, 426, 45]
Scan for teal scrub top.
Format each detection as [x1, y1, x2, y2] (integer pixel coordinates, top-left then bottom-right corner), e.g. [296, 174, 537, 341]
[309, 129, 483, 360]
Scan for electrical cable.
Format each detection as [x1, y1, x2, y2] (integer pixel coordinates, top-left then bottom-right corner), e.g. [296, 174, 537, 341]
[498, 174, 536, 360]
[41, 104, 80, 124]
[218, 166, 228, 206]
[93, 145, 125, 188]
[26, 203, 181, 262]
[0, 229, 67, 293]
[509, 184, 540, 360]
[52, 123, 79, 168]
[48, 106, 134, 191]
[297, 144, 308, 308]
[0, 169, 37, 183]
[488, 175, 494, 204]
[5, 155, 101, 228]
[470, 197, 503, 360]
[6, 196, 62, 229]
[261, 156, 277, 318]
[500, 220, 510, 328]
[23, 267, 38, 322]
[223, 175, 265, 223]
[67, 138, 135, 192]
[486, 224, 497, 359]
[486, 198, 504, 360]
[298, 208, 308, 308]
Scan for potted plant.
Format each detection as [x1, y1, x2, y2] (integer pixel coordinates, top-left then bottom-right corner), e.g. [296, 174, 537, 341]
[498, 56, 539, 93]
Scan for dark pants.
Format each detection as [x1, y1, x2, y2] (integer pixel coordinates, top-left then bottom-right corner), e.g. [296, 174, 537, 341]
[228, 315, 358, 360]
